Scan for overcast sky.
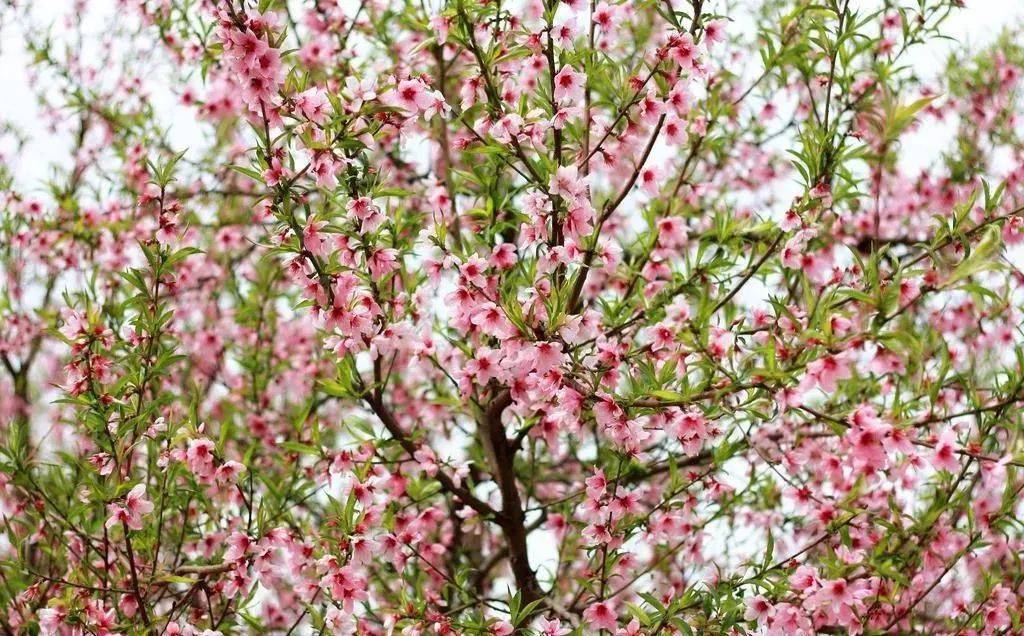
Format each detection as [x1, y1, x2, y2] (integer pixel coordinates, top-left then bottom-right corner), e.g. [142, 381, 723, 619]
[3, 1, 1022, 191]
[2, 0, 1022, 185]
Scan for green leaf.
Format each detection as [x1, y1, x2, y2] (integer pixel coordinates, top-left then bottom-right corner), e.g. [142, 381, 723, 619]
[948, 225, 1002, 284]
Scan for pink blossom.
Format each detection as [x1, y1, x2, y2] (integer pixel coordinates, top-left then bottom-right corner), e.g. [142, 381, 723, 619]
[804, 353, 852, 393]
[105, 484, 153, 531]
[744, 595, 773, 623]
[583, 600, 618, 631]
[553, 66, 585, 102]
[931, 428, 960, 473]
[294, 87, 332, 125]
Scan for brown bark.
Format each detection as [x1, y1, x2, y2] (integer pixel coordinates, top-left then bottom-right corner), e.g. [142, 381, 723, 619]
[483, 389, 542, 607]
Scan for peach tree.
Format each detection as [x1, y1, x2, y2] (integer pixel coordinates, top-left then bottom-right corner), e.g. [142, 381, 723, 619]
[2, 0, 1024, 634]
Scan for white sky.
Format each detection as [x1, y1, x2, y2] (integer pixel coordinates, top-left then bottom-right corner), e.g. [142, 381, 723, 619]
[2, 1, 1023, 189]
